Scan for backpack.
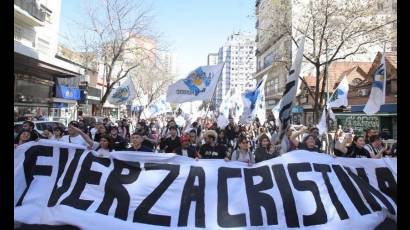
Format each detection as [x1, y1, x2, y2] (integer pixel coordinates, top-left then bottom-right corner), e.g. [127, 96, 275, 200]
[234, 150, 252, 161]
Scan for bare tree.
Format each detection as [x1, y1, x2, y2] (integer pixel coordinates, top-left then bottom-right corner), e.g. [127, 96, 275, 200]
[259, 0, 396, 122]
[131, 62, 175, 109]
[63, 0, 168, 113]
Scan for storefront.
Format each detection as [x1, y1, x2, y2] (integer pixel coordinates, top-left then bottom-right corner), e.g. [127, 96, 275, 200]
[334, 104, 397, 138]
[79, 86, 101, 116]
[50, 85, 81, 125]
[14, 73, 54, 121]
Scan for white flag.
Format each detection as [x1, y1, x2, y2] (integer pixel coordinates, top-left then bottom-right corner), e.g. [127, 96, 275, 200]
[363, 54, 387, 115]
[231, 88, 244, 123]
[278, 36, 305, 140]
[107, 77, 137, 105]
[143, 95, 172, 118]
[217, 114, 229, 129]
[166, 63, 224, 103]
[329, 76, 349, 108]
[317, 108, 328, 135]
[219, 89, 231, 117]
[272, 98, 282, 126]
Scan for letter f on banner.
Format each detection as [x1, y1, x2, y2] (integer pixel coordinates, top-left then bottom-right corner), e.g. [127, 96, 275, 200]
[278, 36, 305, 141]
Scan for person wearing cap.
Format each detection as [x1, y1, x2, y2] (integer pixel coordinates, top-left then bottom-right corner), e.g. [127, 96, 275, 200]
[109, 126, 127, 151]
[175, 134, 197, 158]
[159, 126, 181, 153]
[198, 130, 228, 159]
[61, 121, 94, 147]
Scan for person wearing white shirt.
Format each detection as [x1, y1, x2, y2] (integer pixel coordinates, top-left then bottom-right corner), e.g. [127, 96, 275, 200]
[89, 134, 115, 157]
[61, 121, 94, 147]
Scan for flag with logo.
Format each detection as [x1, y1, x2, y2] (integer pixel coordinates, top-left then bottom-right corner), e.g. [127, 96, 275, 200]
[142, 96, 172, 118]
[363, 53, 387, 115]
[278, 36, 305, 141]
[329, 75, 349, 108]
[166, 63, 224, 103]
[107, 76, 137, 105]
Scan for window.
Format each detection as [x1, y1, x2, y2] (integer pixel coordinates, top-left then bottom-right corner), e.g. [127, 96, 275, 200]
[14, 24, 22, 41]
[377, 3, 383, 10]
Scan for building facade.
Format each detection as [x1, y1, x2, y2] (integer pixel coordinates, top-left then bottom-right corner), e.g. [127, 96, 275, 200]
[207, 53, 219, 66]
[14, 0, 85, 125]
[254, 0, 292, 111]
[213, 32, 256, 108]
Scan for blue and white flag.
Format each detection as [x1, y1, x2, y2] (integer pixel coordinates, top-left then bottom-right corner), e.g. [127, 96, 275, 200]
[219, 89, 231, 117]
[107, 76, 137, 105]
[143, 96, 172, 118]
[329, 76, 349, 108]
[363, 54, 387, 115]
[252, 75, 267, 124]
[166, 63, 224, 103]
[241, 76, 266, 123]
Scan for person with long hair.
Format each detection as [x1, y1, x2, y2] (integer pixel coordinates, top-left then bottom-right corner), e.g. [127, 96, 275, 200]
[335, 135, 370, 158]
[14, 129, 32, 148]
[89, 134, 115, 157]
[229, 136, 255, 166]
[254, 134, 280, 163]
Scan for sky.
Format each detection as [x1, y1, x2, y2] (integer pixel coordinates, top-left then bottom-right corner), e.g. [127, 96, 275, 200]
[59, 0, 256, 78]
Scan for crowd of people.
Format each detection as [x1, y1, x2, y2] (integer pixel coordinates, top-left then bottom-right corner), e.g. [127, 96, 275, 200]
[14, 113, 397, 165]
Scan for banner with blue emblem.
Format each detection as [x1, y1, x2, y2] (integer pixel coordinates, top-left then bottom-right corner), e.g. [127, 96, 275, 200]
[166, 63, 224, 103]
[107, 77, 137, 105]
[364, 53, 387, 115]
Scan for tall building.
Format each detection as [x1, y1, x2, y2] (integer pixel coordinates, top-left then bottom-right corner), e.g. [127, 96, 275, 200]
[213, 32, 256, 108]
[159, 52, 177, 75]
[254, 0, 292, 111]
[207, 53, 219, 66]
[14, 0, 85, 124]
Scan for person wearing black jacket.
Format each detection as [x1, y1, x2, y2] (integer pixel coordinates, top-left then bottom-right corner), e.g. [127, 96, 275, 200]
[109, 126, 127, 151]
[254, 134, 280, 163]
[160, 126, 181, 153]
[175, 135, 197, 158]
[21, 121, 42, 141]
[224, 117, 239, 142]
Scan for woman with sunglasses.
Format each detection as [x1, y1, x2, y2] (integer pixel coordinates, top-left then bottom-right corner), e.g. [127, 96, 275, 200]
[229, 136, 255, 166]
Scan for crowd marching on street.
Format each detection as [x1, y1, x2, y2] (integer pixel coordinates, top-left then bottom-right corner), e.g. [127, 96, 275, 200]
[14, 111, 397, 165]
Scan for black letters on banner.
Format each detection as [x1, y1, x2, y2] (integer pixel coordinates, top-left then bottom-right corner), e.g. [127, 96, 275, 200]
[375, 167, 397, 205]
[60, 153, 111, 210]
[96, 159, 142, 220]
[332, 165, 371, 215]
[178, 166, 206, 228]
[244, 166, 278, 226]
[355, 168, 370, 184]
[48, 148, 85, 207]
[217, 167, 247, 228]
[271, 164, 299, 228]
[313, 164, 349, 220]
[344, 167, 396, 215]
[288, 163, 327, 226]
[16, 145, 53, 206]
[133, 163, 180, 227]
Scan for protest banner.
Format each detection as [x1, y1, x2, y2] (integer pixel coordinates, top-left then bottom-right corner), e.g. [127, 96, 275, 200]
[15, 140, 396, 230]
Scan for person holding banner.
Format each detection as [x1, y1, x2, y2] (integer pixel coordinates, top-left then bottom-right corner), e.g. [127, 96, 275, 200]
[127, 132, 153, 152]
[175, 134, 197, 158]
[160, 126, 181, 153]
[198, 130, 228, 159]
[61, 121, 94, 147]
[229, 136, 255, 165]
[89, 134, 115, 157]
[14, 129, 33, 148]
[335, 135, 370, 158]
[254, 134, 280, 163]
[364, 135, 388, 159]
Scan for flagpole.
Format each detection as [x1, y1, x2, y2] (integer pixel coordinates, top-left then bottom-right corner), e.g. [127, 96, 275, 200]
[324, 39, 331, 154]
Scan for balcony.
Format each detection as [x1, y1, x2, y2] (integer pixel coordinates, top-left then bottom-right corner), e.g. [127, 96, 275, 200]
[14, 0, 46, 27]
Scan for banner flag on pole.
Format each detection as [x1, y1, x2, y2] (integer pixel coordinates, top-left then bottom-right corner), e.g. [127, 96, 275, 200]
[166, 63, 224, 103]
[240, 77, 265, 124]
[107, 76, 137, 105]
[252, 75, 267, 124]
[278, 36, 305, 140]
[142, 95, 172, 118]
[363, 53, 387, 115]
[317, 107, 328, 135]
[329, 75, 349, 108]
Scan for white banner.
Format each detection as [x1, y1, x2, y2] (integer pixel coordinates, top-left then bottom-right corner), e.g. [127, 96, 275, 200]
[15, 140, 396, 230]
[166, 64, 224, 103]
